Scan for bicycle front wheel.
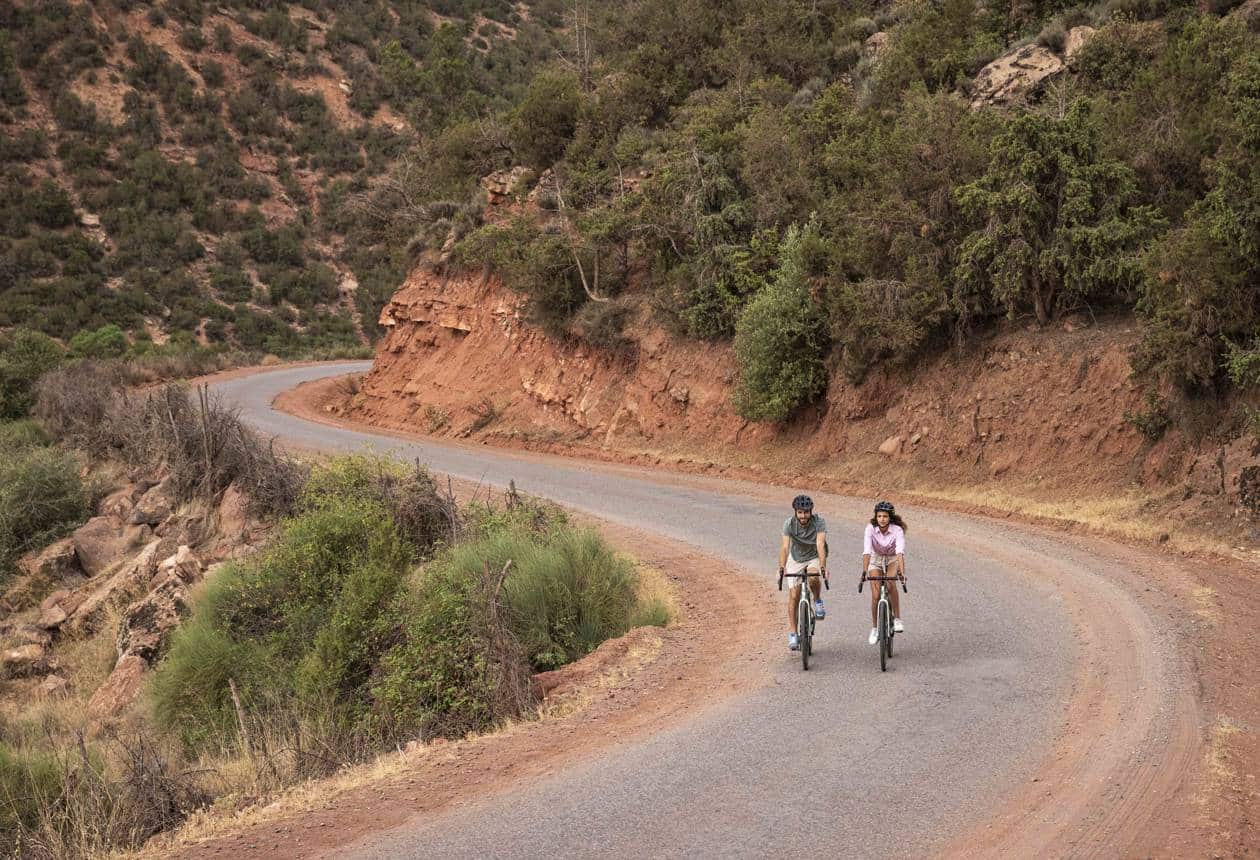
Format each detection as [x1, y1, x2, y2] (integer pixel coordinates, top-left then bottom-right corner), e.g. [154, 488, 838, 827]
[878, 601, 889, 672]
[798, 601, 810, 671]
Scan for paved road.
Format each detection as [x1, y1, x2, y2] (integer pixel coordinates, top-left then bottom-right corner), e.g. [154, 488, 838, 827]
[212, 363, 1178, 858]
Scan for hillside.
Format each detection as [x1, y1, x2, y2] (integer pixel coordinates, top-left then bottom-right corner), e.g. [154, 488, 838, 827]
[0, 0, 562, 356]
[326, 0, 1260, 546]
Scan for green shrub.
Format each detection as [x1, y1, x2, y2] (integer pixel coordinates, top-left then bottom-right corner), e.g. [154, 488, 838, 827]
[456, 218, 586, 333]
[0, 743, 61, 843]
[1075, 18, 1164, 90]
[1225, 338, 1260, 388]
[0, 444, 90, 579]
[301, 454, 456, 553]
[511, 69, 582, 170]
[69, 323, 127, 359]
[24, 180, 75, 229]
[0, 328, 64, 420]
[0, 419, 49, 450]
[1123, 392, 1172, 441]
[732, 223, 830, 421]
[151, 499, 413, 753]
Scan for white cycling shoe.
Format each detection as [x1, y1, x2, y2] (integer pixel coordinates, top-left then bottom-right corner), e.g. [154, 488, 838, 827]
[868, 627, 878, 645]
[893, 618, 905, 633]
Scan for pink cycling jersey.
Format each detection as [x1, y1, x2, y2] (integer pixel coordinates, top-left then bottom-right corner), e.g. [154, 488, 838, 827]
[863, 523, 905, 557]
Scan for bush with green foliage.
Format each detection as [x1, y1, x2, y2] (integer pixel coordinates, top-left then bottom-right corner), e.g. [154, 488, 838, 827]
[955, 98, 1162, 327]
[0, 328, 64, 420]
[69, 323, 127, 359]
[0, 440, 90, 581]
[732, 223, 830, 421]
[152, 454, 667, 757]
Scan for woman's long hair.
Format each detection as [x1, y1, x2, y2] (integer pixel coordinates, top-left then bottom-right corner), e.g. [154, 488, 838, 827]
[870, 512, 908, 532]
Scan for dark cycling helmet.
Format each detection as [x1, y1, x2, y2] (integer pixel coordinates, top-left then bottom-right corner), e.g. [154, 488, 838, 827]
[792, 494, 814, 512]
[874, 500, 895, 515]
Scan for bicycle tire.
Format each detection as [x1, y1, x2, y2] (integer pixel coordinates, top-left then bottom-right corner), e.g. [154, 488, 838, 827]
[799, 601, 810, 671]
[888, 625, 895, 658]
[878, 601, 888, 672]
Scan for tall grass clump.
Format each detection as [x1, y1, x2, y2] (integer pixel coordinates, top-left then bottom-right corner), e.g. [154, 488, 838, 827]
[0, 729, 206, 858]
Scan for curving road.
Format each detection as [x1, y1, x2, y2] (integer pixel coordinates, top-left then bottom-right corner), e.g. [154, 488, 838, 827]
[212, 363, 1196, 858]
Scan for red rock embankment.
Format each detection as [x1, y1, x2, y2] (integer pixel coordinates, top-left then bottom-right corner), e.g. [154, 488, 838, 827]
[347, 268, 1259, 530]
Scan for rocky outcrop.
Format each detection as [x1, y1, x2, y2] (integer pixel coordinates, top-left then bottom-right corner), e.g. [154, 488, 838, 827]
[115, 546, 202, 663]
[1064, 26, 1096, 66]
[214, 483, 250, 543]
[116, 577, 192, 663]
[87, 654, 148, 724]
[2, 643, 55, 678]
[18, 537, 82, 583]
[128, 478, 174, 526]
[63, 539, 166, 636]
[73, 516, 139, 577]
[359, 269, 765, 451]
[864, 31, 889, 61]
[971, 44, 1063, 107]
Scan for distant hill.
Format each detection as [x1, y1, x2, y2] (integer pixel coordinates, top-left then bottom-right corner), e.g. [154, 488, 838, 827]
[0, 0, 562, 356]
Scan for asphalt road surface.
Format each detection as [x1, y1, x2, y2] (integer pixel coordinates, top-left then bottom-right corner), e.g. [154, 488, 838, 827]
[212, 363, 1188, 858]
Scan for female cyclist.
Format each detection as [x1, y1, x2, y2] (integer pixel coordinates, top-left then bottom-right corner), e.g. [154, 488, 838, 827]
[862, 500, 907, 645]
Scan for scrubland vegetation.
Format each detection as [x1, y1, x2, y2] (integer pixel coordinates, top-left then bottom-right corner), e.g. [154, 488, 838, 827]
[0, 355, 670, 857]
[5, 1, 1260, 428]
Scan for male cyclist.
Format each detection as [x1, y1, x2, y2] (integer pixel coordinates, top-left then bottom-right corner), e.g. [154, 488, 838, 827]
[862, 500, 907, 645]
[779, 494, 828, 651]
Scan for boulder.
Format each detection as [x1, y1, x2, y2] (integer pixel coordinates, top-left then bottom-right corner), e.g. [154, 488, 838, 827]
[65, 540, 163, 636]
[37, 674, 71, 699]
[971, 44, 1063, 108]
[87, 655, 148, 725]
[36, 602, 68, 630]
[154, 545, 203, 587]
[116, 576, 191, 663]
[1064, 26, 1096, 66]
[72, 516, 132, 577]
[215, 483, 249, 541]
[99, 484, 138, 520]
[18, 537, 82, 583]
[864, 31, 889, 61]
[878, 435, 904, 456]
[79, 212, 101, 228]
[2, 643, 52, 678]
[128, 479, 174, 526]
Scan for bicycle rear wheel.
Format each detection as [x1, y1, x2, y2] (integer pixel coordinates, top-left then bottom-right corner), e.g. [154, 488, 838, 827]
[798, 601, 810, 671]
[878, 601, 889, 672]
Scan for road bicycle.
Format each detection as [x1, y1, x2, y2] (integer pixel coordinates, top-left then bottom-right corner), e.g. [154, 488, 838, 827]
[859, 571, 907, 672]
[778, 569, 828, 670]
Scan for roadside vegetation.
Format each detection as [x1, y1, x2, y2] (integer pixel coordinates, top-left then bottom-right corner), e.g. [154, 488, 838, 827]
[0, 354, 672, 857]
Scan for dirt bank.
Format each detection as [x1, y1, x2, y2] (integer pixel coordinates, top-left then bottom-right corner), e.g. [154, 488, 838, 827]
[343, 269, 1259, 558]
